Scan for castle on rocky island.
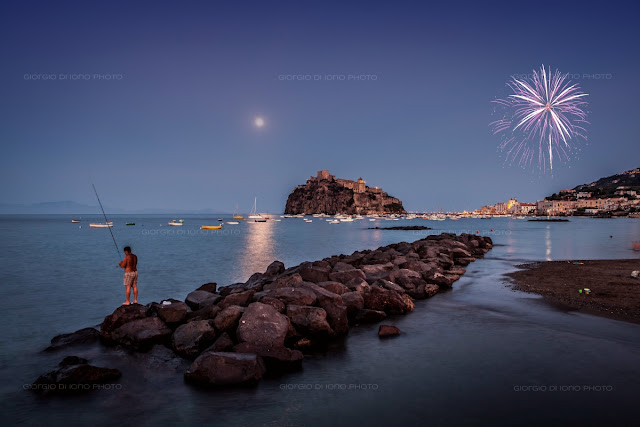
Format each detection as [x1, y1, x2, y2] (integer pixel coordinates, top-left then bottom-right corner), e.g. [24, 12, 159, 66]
[285, 170, 405, 215]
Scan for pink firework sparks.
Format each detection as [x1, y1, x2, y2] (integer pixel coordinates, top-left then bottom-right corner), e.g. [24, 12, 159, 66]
[491, 65, 589, 172]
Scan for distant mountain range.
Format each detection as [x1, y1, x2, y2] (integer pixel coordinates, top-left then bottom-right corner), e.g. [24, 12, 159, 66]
[0, 201, 226, 214]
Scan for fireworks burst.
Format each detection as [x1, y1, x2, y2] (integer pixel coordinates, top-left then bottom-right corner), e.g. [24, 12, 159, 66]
[491, 65, 589, 172]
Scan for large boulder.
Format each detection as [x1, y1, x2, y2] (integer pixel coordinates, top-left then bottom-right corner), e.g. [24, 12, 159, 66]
[100, 304, 147, 339]
[263, 273, 304, 291]
[286, 305, 334, 336]
[299, 263, 331, 283]
[233, 343, 303, 373]
[186, 305, 221, 323]
[362, 250, 393, 265]
[214, 305, 245, 332]
[155, 300, 190, 325]
[363, 286, 414, 315]
[172, 320, 217, 358]
[360, 262, 394, 283]
[388, 269, 425, 290]
[430, 272, 461, 288]
[219, 290, 255, 309]
[197, 282, 218, 293]
[317, 281, 350, 295]
[205, 332, 235, 352]
[236, 302, 290, 348]
[374, 279, 406, 294]
[185, 291, 222, 310]
[329, 269, 367, 286]
[300, 282, 349, 335]
[46, 328, 99, 351]
[400, 261, 439, 279]
[451, 247, 473, 259]
[264, 260, 285, 277]
[341, 291, 365, 315]
[184, 352, 266, 387]
[260, 297, 286, 313]
[110, 317, 172, 350]
[332, 262, 356, 272]
[32, 357, 121, 394]
[269, 286, 317, 306]
[355, 309, 387, 323]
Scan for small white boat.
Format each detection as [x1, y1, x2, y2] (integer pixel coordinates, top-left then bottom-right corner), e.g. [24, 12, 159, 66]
[168, 221, 183, 226]
[304, 219, 312, 223]
[226, 221, 239, 225]
[89, 223, 113, 228]
[329, 220, 340, 224]
[272, 219, 281, 222]
[71, 219, 81, 223]
[248, 197, 264, 220]
[340, 217, 354, 222]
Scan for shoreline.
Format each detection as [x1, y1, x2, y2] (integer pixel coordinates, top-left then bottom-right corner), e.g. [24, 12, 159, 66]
[506, 259, 640, 324]
[34, 232, 492, 390]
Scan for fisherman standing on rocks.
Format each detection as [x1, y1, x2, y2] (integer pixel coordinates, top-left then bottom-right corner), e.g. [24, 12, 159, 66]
[118, 246, 138, 305]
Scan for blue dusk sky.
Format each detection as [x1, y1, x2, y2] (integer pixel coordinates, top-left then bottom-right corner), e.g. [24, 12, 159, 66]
[1, 0, 638, 213]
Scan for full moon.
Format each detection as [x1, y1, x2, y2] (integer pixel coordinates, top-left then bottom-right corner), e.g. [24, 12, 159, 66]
[254, 117, 265, 128]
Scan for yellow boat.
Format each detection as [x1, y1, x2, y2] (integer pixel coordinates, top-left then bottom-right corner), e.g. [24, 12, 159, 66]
[232, 215, 244, 219]
[201, 225, 222, 230]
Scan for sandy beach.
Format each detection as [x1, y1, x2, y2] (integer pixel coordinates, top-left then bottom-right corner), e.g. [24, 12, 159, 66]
[507, 259, 640, 324]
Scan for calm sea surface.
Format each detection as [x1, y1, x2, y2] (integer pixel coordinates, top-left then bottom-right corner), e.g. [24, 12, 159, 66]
[1, 215, 639, 425]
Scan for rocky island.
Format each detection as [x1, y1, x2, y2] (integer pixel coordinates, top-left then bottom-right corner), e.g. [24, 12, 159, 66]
[33, 233, 492, 391]
[284, 170, 406, 215]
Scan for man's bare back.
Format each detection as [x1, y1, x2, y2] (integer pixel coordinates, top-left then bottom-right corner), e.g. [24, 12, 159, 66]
[119, 253, 137, 272]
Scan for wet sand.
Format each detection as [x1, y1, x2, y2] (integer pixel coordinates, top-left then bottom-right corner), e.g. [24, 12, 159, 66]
[507, 259, 640, 324]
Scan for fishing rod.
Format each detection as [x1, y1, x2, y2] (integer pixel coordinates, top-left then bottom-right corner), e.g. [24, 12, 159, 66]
[92, 184, 122, 260]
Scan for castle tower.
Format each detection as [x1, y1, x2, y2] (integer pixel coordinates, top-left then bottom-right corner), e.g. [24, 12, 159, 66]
[355, 177, 366, 193]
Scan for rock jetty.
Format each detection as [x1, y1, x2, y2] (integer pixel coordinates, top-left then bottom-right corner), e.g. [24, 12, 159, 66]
[35, 233, 492, 390]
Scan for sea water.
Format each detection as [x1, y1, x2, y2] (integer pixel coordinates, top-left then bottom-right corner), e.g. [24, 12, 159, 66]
[1, 215, 639, 425]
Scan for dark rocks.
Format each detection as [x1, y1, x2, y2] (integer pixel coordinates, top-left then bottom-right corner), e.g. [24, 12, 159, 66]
[233, 343, 303, 373]
[214, 305, 245, 332]
[317, 281, 350, 295]
[206, 332, 235, 352]
[260, 297, 286, 313]
[184, 352, 266, 387]
[219, 290, 256, 309]
[32, 357, 121, 394]
[286, 305, 334, 336]
[329, 269, 367, 286]
[374, 279, 406, 294]
[332, 262, 356, 272]
[236, 302, 290, 348]
[100, 304, 147, 339]
[355, 309, 387, 323]
[299, 263, 331, 283]
[110, 317, 172, 350]
[300, 282, 349, 335]
[388, 269, 424, 290]
[185, 290, 222, 310]
[186, 305, 221, 322]
[155, 300, 190, 325]
[46, 327, 99, 351]
[263, 273, 303, 291]
[197, 282, 218, 293]
[431, 272, 461, 288]
[264, 260, 285, 277]
[341, 291, 365, 315]
[363, 286, 414, 315]
[269, 286, 317, 306]
[172, 320, 217, 358]
[378, 325, 401, 337]
[455, 257, 476, 266]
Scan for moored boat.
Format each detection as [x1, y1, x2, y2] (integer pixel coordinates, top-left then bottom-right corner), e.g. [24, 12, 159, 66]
[201, 225, 222, 230]
[89, 223, 113, 228]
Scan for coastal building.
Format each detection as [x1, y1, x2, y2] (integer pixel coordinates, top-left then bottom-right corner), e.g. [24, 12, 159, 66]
[577, 192, 592, 199]
[520, 203, 536, 214]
